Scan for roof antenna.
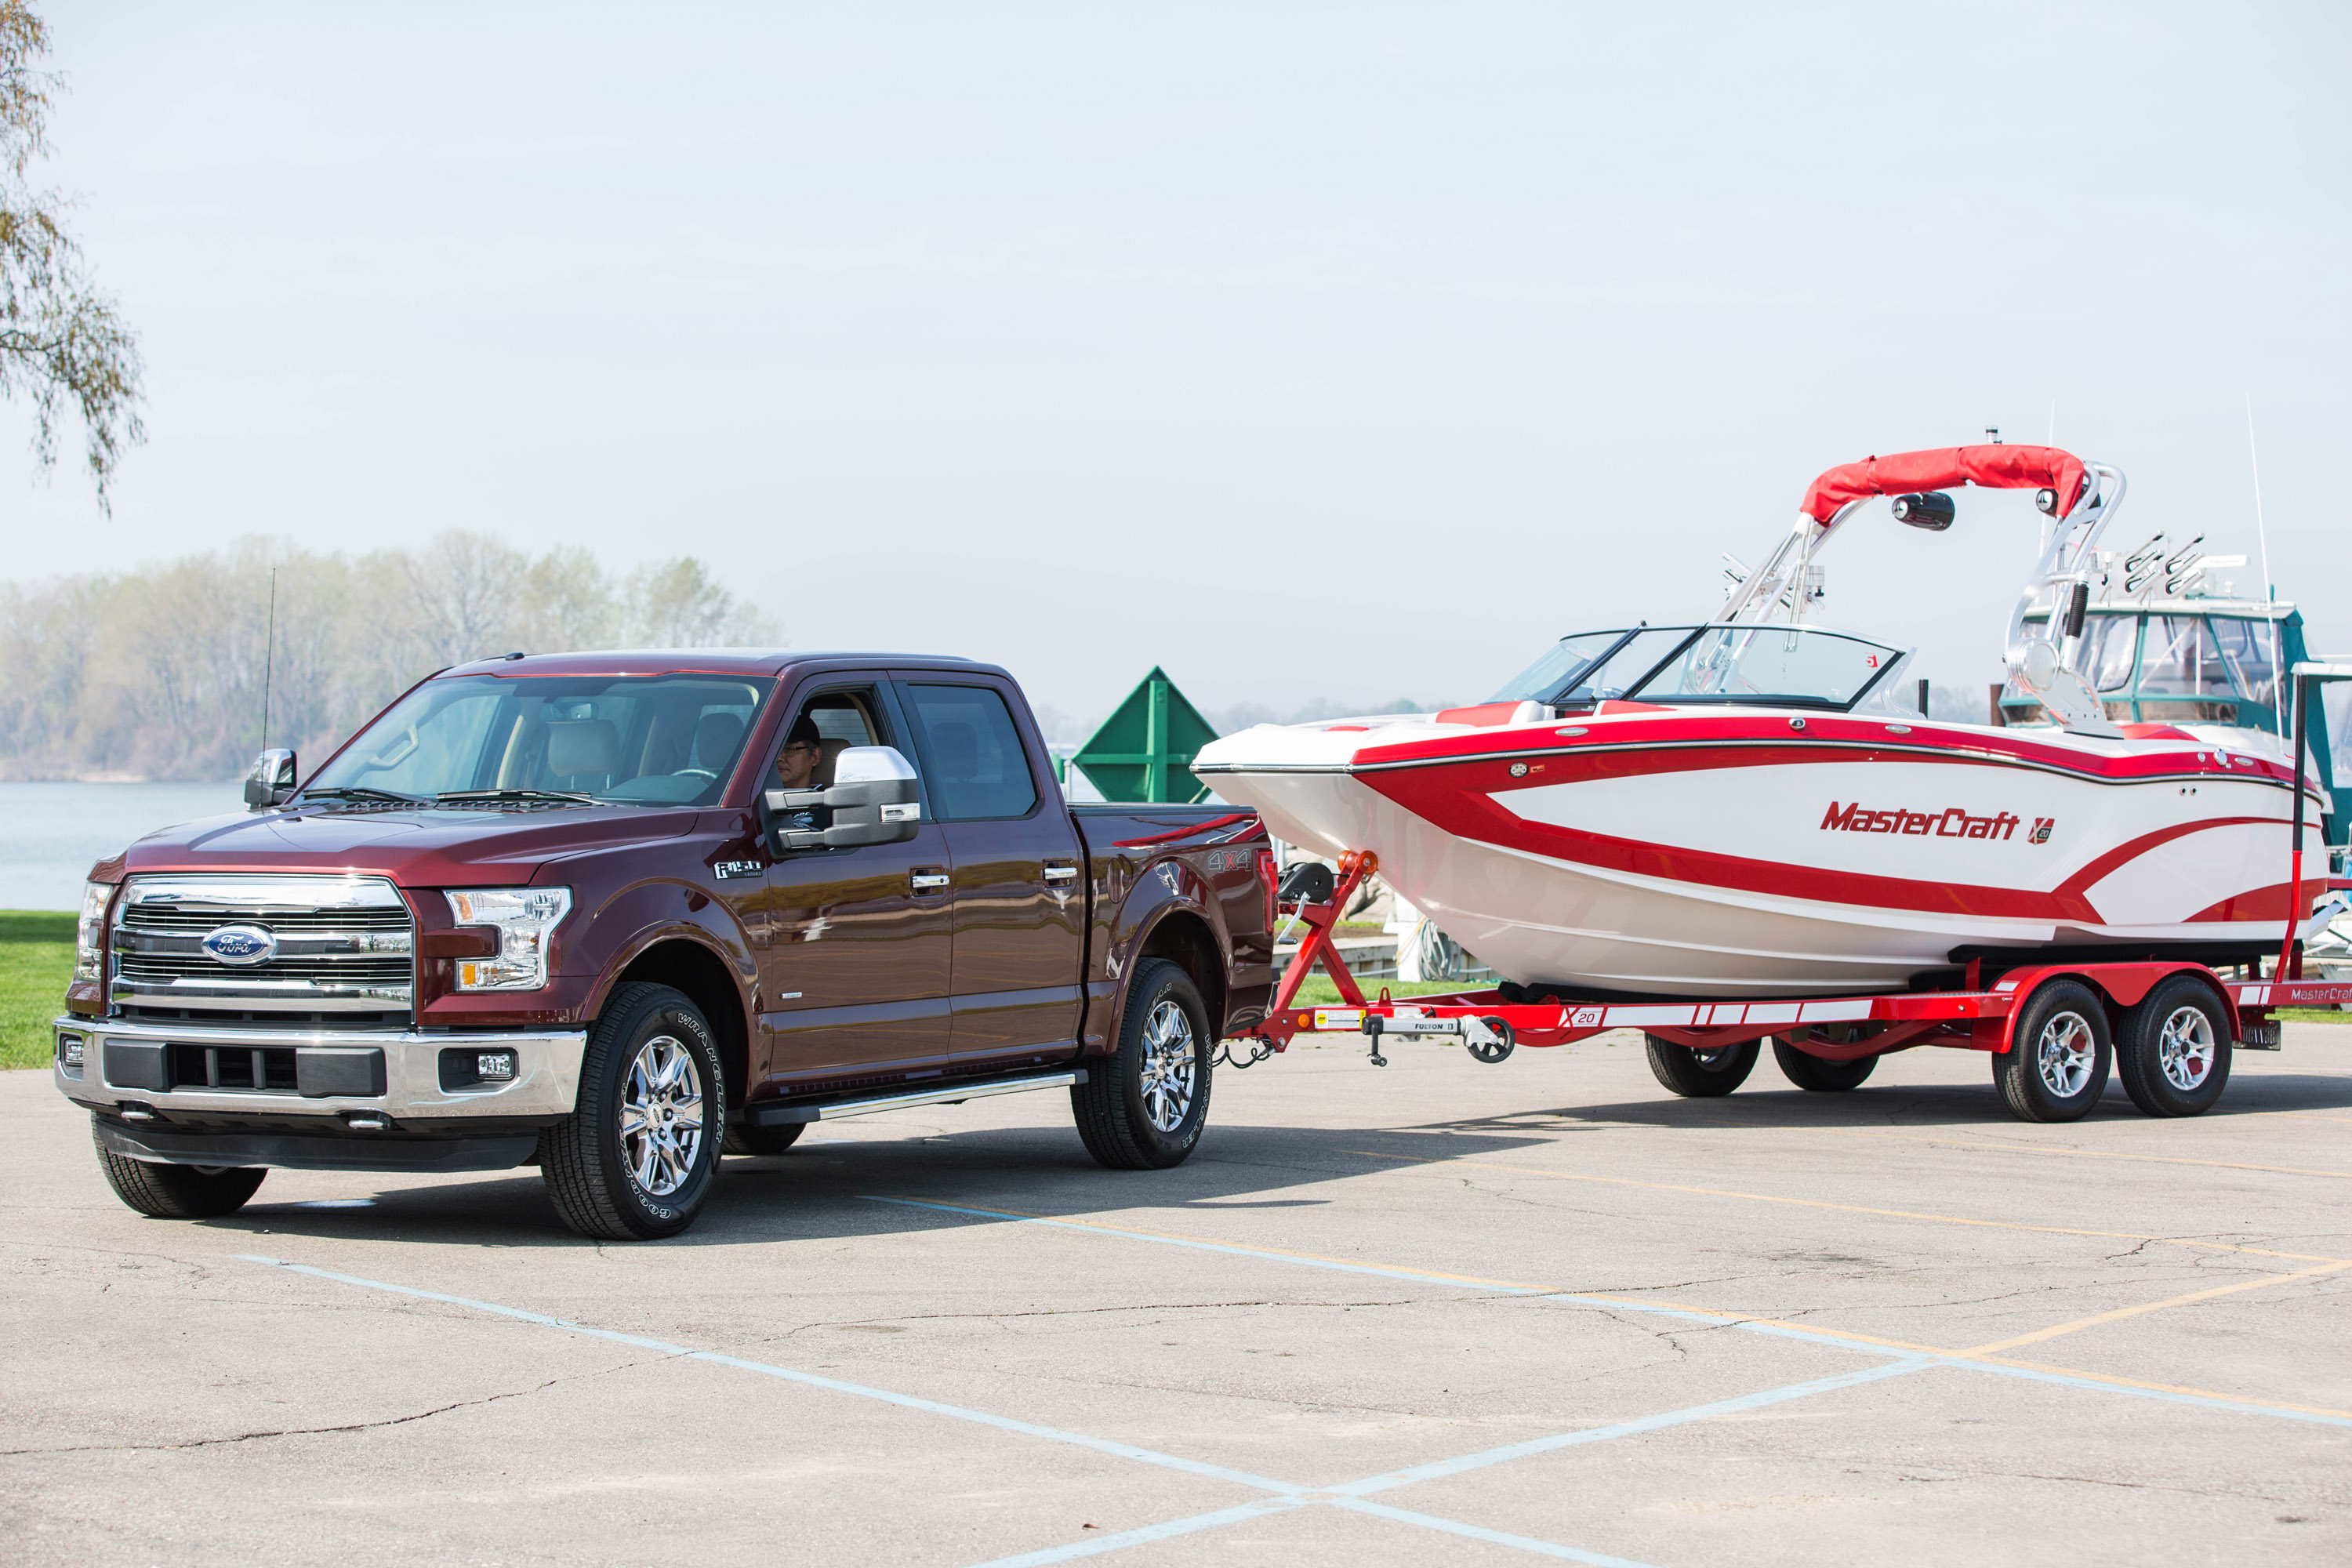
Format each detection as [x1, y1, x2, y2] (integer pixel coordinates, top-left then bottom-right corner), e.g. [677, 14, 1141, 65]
[2246, 394, 2285, 740]
[1984, 426, 2002, 445]
[260, 568, 277, 753]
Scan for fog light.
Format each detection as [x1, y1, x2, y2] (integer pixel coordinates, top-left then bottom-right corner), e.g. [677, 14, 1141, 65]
[57, 1033, 85, 1078]
[476, 1051, 517, 1081]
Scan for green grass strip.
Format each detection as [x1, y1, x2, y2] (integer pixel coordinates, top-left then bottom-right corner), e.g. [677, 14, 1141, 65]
[0, 910, 75, 1071]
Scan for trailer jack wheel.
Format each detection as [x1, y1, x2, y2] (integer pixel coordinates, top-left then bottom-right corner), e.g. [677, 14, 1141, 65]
[1467, 1018, 1515, 1064]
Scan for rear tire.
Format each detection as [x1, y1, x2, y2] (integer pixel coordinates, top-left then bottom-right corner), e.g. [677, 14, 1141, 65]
[1073, 959, 1211, 1170]
[2116, 976, 2231, 1117]
[724, 1121, 806, 1156]
[1644, 1034, 1759, 1097]
[1993, 978, 2111, 1123]
[543, 982, 725, 1240]
[1772, 1040, 1878, 1092]
[93, 1120, 266, 1218]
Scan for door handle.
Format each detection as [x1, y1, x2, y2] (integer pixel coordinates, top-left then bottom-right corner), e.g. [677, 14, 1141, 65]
[910, 872, 951, 891]
[1043, 864, 1079, 884]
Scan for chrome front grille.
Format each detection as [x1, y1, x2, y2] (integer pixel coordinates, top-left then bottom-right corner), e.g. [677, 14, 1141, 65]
[111, 876, 416, 1021]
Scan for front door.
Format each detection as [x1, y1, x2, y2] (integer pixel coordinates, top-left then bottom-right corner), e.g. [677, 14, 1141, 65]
[756, 681, 955, 1091]
[895, 677, 1085, 1064]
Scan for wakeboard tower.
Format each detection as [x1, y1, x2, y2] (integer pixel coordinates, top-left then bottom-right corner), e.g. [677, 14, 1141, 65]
[1192, 444, 2346, 999]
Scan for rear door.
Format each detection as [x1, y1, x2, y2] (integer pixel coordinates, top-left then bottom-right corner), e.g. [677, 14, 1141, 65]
[894, 676, 1085, 1065]
[755, 678, 955, 1091]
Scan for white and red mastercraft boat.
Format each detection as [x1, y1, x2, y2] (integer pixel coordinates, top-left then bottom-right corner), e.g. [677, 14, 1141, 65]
[1194, 445, 2343, 998]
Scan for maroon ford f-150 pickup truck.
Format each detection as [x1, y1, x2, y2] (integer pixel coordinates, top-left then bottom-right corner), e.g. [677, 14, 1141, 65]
[53, 651, 1276, 1238]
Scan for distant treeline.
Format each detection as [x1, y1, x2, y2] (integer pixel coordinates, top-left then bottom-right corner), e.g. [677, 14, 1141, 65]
[0, 534, 780, 781]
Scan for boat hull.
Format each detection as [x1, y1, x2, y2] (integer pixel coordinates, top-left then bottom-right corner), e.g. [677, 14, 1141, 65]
[1197, 710, 2331, 997]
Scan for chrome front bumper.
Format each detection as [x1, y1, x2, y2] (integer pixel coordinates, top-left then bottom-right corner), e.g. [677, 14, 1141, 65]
[53, 1015, 587, 1123]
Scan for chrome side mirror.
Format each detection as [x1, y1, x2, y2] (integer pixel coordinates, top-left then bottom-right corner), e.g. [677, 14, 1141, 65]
[763, 745, 922, 851]
[244, 748, 297, 809]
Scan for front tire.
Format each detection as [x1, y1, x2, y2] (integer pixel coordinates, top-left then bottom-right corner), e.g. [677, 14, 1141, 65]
[1072, 958, 1211, 1170]
[543, 982, 725, 1240]
[1994, 978, 2111, 1123]
[1772, 1040, 1878, 1092]
[1645, 1034, 1759, 1097]
[2116, 976, 2231, 1117]
[93, 1120, 266, 1218]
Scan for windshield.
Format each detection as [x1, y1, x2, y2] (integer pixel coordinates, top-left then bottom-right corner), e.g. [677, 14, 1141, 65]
[302, 673, 775, 808]
[1490, 625, 1904, 712]
[1633, 626, 1900, 707]
[1487, 628, 1690, 705]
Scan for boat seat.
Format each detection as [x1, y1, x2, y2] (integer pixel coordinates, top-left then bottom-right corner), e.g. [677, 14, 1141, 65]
[1436, 700, 1549, 727]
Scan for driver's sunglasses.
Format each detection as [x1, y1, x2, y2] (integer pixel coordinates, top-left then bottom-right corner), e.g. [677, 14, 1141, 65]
[781, 741, 818, 754]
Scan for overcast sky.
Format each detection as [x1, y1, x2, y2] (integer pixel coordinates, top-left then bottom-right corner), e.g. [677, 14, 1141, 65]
[8, 2, 2350, 727]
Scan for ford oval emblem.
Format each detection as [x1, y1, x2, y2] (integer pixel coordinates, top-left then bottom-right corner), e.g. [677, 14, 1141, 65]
[200, 924, 278, 967]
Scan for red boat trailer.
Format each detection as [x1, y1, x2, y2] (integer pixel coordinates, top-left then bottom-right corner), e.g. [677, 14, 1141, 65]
[1237, 848, 2351, 1121]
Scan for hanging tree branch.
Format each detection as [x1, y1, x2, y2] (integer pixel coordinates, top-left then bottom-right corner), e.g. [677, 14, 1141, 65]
[0, 1, 142, 510]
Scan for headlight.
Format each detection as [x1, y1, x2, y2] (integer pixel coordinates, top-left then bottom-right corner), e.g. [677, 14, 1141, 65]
[74, 881, 111, 983]
[445, 887, 572, 992]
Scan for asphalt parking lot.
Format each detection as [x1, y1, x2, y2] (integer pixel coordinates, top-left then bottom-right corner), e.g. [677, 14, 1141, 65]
[5, 1026, 2350, 1566]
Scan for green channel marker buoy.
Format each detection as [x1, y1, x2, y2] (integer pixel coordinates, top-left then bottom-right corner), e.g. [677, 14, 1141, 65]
[1071, 666, 1218, 803]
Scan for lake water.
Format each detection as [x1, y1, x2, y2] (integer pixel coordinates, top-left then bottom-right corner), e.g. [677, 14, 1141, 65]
[0, 782, 242, 910]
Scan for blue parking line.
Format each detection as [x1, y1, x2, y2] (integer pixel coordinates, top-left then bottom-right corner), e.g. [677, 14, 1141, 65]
[1944, 1356, 2352, 1428]
[239, 1254, 1666, 1566]
[869, 1196, 2352, 1432]
[1331, 1360, 1935, 1497]
[238, 1255, 1298, 1494]
[865, 1196, 1912, 1355]
[960, 1498, 1308, 1568]
[1336, 1499, 1661, 1566]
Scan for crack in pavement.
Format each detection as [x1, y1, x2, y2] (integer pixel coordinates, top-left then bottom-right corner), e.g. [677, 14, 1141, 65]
[0, 1356, 674, 1457]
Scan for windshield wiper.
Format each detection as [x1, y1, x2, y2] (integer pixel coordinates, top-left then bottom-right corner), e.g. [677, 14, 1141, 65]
[435, 789, 597, 805]
[297, 786, 430, 806]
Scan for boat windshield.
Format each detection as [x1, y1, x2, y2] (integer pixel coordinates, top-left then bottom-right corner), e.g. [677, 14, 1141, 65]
[1490, 625, 1904, 712]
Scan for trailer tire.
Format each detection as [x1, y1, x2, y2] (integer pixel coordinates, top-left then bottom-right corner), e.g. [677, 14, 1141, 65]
[1993, 978, 2111, 1123]
[1072, 959, 1211, 1171]
[2116, 976, 2231, 1117]
[1771, 1040, 1878, 1092]
[543, 982, 724, 1240]
[1644, 1034, 1759, 1097]
[723, 1121, 805, 1157]
[92, 1121, 267, 1218]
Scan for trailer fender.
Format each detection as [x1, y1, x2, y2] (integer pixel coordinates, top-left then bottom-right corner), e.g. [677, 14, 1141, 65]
[1983, 962, 2237, 1052]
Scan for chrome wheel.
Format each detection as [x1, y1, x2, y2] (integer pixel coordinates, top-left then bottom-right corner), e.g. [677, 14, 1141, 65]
[2036, 1011, 2097, 1098]
[618, 1033, 705, 1197]
[1138, 1000, 1198, 1133]
[2156, 1005, 2216, 1092]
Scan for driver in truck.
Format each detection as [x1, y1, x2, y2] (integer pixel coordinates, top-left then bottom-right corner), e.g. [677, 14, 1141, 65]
[775, 716, 822, 789]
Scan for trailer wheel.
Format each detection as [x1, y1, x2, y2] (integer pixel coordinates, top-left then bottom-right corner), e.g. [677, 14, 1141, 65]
[1771, 1040, 1878, 1092]
[1993, 978, 2111, 1123]
[1072, 958, 1211, 1170]
[2116, 976, 2231, 1117]
[92, 1120, 267, 1218]
[1644, 1034, 1759, 1097]
[543, 982, 725, 1240]
[723, 1121, 806, 1157]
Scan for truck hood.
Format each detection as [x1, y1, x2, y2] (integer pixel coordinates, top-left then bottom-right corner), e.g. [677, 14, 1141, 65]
[103, 804, 702, 887]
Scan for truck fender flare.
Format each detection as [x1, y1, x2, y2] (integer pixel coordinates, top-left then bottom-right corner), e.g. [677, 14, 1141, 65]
[1103, 868, 1232, 1044]
[575, 891, 758, 1029]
